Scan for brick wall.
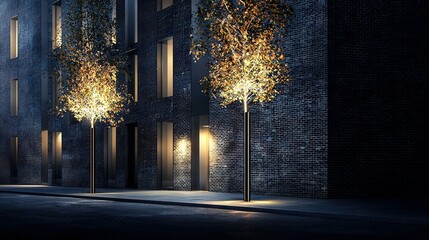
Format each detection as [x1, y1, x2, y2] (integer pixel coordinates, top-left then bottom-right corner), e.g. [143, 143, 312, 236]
[0, 0, 43, 184]
[132, 0, 194, 190]
[209, 0, 329, 198]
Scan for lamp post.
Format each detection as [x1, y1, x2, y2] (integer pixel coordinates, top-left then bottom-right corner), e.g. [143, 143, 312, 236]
[244, 109, 251, 202]
[90, 119, 95, 193]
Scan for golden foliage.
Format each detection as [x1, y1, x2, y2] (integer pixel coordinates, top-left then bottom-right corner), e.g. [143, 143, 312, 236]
[60, 56, 127, 127]
[191, 0, 293, 109]
[51, 0, 129, 127]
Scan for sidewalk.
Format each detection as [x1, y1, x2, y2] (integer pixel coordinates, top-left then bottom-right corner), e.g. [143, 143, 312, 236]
[1, 185, 428, 225]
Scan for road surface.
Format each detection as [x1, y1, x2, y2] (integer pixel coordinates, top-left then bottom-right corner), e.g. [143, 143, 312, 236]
[0, 193, 428, 239]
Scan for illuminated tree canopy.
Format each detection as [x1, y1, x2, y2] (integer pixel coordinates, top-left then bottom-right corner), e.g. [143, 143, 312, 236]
[51, 0, 129, 127]
[191, 0, 293, 110]
[191, 0, 294, 201]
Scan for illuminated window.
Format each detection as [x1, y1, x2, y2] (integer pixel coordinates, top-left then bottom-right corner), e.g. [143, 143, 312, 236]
[158, 0, 173, 11]
[157, 121, 173, 189]
[10, 137, 18, 178]
[10, 79, 18, 116]
[157, 38, 173, 98]
[10, 16, 18, 58]
[125, 0, 138, 47]
[41, 131, 48, 184]
[104, 127, 117, 180]
[52, 1, 62, 49]
[52, 132, 62, 184]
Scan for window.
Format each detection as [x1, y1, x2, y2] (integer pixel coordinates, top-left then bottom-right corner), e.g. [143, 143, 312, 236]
[10, 79, 18, 116]
[126, 53, 138, 102]
[157, 121, 173, 189]
[10, 16, 18, 58]
[104, 127, 117, 180]
[52, 72, 62, 108]
[133, 55, 138, 101]
[52, 1, 62, 48]
[157, 38, 173, 98]
[10, 137, 18, 178]
[125, 0, 138, 47]
[111, 0, 117, 44]
[158, 0, 173, 11]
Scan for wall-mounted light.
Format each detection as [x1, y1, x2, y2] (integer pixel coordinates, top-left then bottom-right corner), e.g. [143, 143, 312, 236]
[177, 138, 191, 161]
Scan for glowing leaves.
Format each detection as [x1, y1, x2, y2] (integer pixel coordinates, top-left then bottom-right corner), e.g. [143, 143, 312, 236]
[61, 57, 126, 127]
[51, 0, 129, 127]
[191, 0, 293, 108]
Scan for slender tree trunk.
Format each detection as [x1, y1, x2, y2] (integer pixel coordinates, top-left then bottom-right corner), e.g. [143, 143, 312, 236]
[90, 118, 95, 193]
[243, 100, 251, 202]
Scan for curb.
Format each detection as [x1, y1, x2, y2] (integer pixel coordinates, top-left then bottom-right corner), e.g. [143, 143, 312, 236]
[1, 189, 428, 226]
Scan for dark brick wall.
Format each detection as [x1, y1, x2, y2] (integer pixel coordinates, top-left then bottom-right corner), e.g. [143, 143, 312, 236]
[209, 0, 329, 198]
[43, 0, 194, 191]
[0, 0, 43, 184]
[328, 0, 429, 197]
[0, 0, 16, 183]
[136, 0, 194, 190]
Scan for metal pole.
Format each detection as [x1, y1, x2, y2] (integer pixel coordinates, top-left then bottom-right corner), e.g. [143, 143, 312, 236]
[90, 126, 95, 193]
[244, 111, 251, 202]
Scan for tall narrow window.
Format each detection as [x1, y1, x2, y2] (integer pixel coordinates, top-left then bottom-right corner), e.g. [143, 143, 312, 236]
[52, 72, 62, 108]
[104, 127, 117, 181]
[10, 79, 18, 116]
[133, 54, 138, 101]
[157, 121, 173, 189]
[10, 137, 18, 179]
[157, 38, 173, 98]
[158, 0, 173, 11]
[111, 0, 117, 44]
[10, 16, 18, 58]
[125, 0, 138, 47]
[52, 1, 62, 48]
[126, 53, 138, 102]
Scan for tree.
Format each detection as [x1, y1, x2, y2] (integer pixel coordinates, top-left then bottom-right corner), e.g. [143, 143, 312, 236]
[51, 0, 130, 193]
[191, 0, 293, 201]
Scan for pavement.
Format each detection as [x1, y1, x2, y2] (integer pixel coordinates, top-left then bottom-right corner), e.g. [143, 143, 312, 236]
[1, 184, 428, 225]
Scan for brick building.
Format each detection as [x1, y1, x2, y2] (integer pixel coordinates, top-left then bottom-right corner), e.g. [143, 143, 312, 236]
[0, 0, 428, 198]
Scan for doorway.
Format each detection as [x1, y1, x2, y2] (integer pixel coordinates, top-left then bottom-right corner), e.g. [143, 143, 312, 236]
[157, 121, 173, 189]
[104, 127, 117, 186]
[52, 132, 62, 185]
[191, 115, 209, 190]
[10, 137, 18, 183]
[126, 124, 138, 188]
[41, 130, 48, 184]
